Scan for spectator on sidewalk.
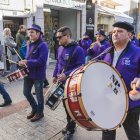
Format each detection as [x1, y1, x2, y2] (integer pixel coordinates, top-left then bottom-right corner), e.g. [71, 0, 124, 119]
[0, 82, 12, 107]
[3, 28, 18, 72]
[16, 25, 27, 54]
[53, 26, 59, 60]
[52, 26, 85, 140]
[18, 24, 48, 122]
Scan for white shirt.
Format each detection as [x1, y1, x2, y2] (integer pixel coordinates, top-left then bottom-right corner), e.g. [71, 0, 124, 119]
[112, 48, 125, 67]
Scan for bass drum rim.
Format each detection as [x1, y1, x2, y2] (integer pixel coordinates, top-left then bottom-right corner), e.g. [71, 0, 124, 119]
[64, 61, 128, 130]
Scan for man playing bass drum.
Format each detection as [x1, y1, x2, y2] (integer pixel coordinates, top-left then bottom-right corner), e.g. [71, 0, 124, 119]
[102, 21, 140, 140]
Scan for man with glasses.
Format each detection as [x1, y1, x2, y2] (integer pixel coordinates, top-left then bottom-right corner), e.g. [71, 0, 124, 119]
[52, 26, 85, 140]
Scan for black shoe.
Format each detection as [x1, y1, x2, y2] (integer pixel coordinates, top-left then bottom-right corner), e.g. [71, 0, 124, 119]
[43, 80, 49, 88]
[30, 113, 44, 122]
[62, 126, 75, 134]
[63, 131, 74, 140]
[62, 127, 67, 134]
[27, 111, 36, 119]
[43, 83, 49, 88]
[0, 100, 12, 107]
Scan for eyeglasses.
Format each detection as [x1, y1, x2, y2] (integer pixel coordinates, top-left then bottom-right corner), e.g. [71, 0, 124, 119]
[56, 34, 67, 40]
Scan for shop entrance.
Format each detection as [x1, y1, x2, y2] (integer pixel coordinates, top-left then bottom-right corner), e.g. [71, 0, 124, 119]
[44, 9, 59, 60]
[3, 17, 23, 40]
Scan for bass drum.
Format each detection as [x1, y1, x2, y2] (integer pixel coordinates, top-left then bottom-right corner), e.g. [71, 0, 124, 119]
[64, 61, 128, 130]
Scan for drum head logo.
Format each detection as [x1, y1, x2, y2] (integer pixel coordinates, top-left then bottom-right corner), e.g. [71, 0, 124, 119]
[109, 74, 121, 95]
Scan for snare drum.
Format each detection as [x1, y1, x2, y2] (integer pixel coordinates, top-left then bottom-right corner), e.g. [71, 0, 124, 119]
[45, 83, 64, 110]
[7, 67, 29, 82]
[64, 61, 128, 130]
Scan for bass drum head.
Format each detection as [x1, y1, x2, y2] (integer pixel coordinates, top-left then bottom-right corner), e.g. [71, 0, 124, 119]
[80, 61, 128, 130]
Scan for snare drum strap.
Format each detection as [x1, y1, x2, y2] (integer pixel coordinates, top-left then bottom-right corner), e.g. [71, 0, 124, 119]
[26, 40, 42, 60]
[63, 45, 76, 72]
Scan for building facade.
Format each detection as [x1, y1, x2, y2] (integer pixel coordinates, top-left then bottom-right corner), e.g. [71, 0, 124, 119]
[0, 0, 86, 66]
[86, 0, 133, 36]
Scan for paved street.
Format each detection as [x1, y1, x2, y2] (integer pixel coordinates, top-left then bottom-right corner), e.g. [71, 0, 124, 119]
[0, 62, 139, 140]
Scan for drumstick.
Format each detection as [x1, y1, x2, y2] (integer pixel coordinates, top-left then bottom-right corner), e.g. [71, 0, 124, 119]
[6, 58, 18, 65]
[44, 83, 55, 97]
[2, 52, 18, 64]
[13, 48, 23, 60]
[13, 48, 27, 67]
[44, 69, 65, 97]
[129, 84, 139, 95]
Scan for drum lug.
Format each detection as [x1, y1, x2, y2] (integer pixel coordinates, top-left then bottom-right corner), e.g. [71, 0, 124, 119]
[88, 117, 92, 121]
[79, 70, 85, 74]
[119, 124, 122, 128]
[63, 93, 82, 100]
[78, 93, 82, 97]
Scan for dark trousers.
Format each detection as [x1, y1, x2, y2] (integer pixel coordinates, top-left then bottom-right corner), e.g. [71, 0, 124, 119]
[102, 111, 140, 140]
[23, 77, 44, 113]
[62, 100, 76, 134]
[0, 83, 12, 102]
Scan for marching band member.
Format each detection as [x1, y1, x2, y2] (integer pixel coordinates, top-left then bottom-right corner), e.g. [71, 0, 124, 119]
[87, 30, 110, 59]
[52, 26, 85, 140]
[18, 24, 48, 122]
[79, 32, 92, 63]
[102, 21, 140, 140]
[3, 28, 18, 72]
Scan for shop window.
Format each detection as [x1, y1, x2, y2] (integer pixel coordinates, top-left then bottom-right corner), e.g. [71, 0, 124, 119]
[44, 10, 59, 60]
[3, 17, 23, 40]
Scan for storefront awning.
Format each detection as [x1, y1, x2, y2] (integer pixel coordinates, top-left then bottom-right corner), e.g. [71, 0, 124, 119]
[97, 5, 133, 23]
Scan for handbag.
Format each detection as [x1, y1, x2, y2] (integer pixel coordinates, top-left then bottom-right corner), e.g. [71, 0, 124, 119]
[7, 46, 16, 55]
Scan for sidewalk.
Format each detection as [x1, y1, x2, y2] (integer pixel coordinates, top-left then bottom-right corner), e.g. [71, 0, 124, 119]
[0, 63, 138, 140]
[0, 102, 130, 140]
